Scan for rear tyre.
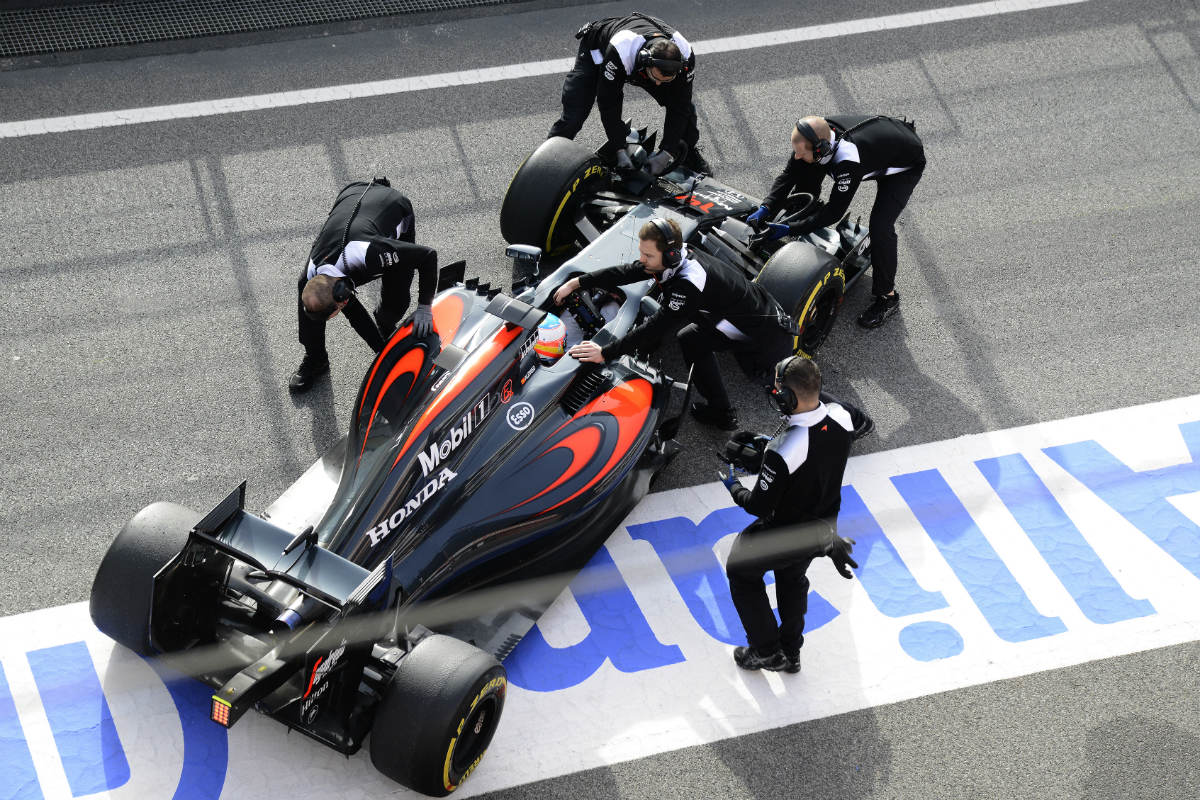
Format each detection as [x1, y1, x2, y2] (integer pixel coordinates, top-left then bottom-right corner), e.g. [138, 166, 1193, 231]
[500, 137, 606, 253]
[89, 501, 200, 655]
[370, 634, 507, 796]
[755, 242, 847, 355]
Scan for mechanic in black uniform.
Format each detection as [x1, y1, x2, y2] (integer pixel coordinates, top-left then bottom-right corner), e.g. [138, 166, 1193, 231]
[548, 13, 710, 175]
[747, 115, 925, 328]
[553, 217, 796, 431]
[290, 179, 438, 393]
[718, 356, 859, 672]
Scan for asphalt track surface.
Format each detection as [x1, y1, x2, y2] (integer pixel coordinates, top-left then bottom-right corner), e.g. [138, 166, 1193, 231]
[1, 0, 1198, 797]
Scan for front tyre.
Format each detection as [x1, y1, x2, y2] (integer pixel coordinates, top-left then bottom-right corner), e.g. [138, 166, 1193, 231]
[370, 634, 507, 796]
[500, 137, 605, 253]
[755, 242, 847, 355]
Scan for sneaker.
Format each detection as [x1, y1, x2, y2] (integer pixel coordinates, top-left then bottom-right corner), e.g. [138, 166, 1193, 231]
[854, 291, 902, 328]
[857, 292, 900, 328]
[682, 146, 713, 175]
[733, 646, 789, 672]
[782, 649, 802, 674]
[690, 402, 739, 431]
[852, 413, 875, 441]
[288, 352, 329, 393]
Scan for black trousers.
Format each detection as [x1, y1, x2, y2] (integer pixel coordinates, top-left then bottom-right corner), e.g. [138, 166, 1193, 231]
[296, 225, 418, 357]
[547, 49, 699, 156]
[868, 166, 923, 296]
[726, 520, 816, 654]
[676, 321, 792, 411]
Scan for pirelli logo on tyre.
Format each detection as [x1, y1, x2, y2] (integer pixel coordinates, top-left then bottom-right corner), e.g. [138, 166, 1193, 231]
[442, 674, 507, 792]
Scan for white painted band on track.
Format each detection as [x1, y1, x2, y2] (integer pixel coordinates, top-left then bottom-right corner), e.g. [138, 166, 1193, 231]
[0, 0, 1091, 139]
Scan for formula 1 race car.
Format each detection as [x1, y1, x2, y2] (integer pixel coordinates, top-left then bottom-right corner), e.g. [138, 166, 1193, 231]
[89, 252, 690, 796]
[500, 129, 874, 355]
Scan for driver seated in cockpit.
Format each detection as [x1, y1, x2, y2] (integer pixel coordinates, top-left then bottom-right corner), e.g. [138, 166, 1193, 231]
[552, 216, 798, 431]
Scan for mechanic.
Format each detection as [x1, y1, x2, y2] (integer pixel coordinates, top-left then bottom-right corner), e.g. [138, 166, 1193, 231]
[718, 356, 859, 672]
[290, 178, 438, 393]
[548, 12, 710, 175]
[553, 217, 797, 431]
[748, 114, 925, 328]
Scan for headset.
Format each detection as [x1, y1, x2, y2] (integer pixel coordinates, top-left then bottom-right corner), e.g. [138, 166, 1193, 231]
[332, 277, 355, 304]
[647, 217, 683, 269]
[767, 355, 802, 414]
[631, 13, 685, 77]
[795, 119, 834, 162]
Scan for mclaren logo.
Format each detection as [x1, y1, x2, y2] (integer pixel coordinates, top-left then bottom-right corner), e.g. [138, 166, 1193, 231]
[366, 468, 457, 547]
[418, 396, 492, 476]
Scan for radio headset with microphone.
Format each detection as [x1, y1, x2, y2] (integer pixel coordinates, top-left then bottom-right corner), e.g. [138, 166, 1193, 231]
[648, 217, 682, 269]
[768, 355, 801, 414]
[631, 13, 685, 76]
[795, 115, 886, 161]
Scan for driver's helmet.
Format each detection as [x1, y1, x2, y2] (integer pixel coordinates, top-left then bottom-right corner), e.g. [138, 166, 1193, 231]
[534, 313, 568, 365]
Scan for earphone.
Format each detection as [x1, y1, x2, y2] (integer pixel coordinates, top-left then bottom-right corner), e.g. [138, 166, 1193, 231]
[795, 119, 833, 161]
[768, 355, 801, 414]
[332, 277, 354, 304]
[631, 13, 685, 77]
[648, 217, 682, 269]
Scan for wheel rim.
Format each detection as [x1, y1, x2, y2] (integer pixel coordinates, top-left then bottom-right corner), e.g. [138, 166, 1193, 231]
[451, 694, 500, 775]
[797, 283, 843, 353]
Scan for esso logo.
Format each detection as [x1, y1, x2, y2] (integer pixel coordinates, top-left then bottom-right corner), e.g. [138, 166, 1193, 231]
[506, 402, 534, 431]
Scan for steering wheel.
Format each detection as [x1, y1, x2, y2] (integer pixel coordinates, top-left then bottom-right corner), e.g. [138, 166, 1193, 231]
[563, 288, 606, 339]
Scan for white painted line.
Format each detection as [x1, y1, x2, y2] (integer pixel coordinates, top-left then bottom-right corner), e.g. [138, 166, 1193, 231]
[0, 0, 1092, 139]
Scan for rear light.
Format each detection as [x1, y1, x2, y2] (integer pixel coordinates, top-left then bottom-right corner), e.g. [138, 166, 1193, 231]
[211, 696, 232, 727]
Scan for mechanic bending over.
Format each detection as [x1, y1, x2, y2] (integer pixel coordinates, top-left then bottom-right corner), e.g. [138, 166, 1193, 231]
[290, 178, 437, 394]
[548, 12, 710, 175]
[748, 114, 925, 329]
[718, 356, 860, 672]
[554, 217, 808, 432]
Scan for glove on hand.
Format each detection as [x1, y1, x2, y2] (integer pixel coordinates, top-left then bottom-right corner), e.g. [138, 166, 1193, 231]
[721, 430, 770, 473]
[746, 205, 770, 226]
[646, 149, 674, 176]
[412, 304, 434, 337]
[764, 222, 790, 241]
[717, 462, 740, 492]
[616, 149, 634, 170]
[827, 536, 859, 579]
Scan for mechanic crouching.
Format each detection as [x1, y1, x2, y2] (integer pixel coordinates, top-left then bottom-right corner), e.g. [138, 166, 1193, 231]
[719, 356, 859, 672]
[548, 12, 710, 175]
[290, 178, 438, 393]
[553, 217, 797, 431]
[748, 114, 925, 328]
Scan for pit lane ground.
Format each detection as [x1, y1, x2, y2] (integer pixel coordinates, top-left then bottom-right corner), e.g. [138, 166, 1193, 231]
[1, 0, 1198, 797]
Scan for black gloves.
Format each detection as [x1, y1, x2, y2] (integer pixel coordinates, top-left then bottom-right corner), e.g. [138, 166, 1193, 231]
[826, 536, 858, 579]
[721, 431, 770, 473]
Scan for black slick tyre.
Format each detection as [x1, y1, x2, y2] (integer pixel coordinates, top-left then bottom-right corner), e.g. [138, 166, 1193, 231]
[369, 634, 507, 796]
[500, 137, 605, 253]
[755, 241, 847, 355]
[89, 501, 200, 655]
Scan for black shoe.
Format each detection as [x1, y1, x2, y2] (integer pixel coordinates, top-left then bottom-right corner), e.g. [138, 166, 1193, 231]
[682, 146, 712, 175]
[852, 413, 875, 441]
[288, 352, 329, 393]
[733, 646, 789, 672]
[690, 402, 739, 431]
[782, 649, 802, 674]
[857, 292, 900, 328]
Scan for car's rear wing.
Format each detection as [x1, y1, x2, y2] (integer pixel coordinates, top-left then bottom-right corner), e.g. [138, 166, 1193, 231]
[189, 482, 373, 609]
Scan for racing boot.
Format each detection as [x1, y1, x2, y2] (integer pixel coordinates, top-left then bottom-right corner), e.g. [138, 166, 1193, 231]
[852, 413, 875, 441]
[857, 291, 900, 328]
[733, 646, 789, 672]
[682, 146, 713, 175]
[782, 647, 802, 674]
[691, 402, 739, 431]
[288, 351, 329, 394]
